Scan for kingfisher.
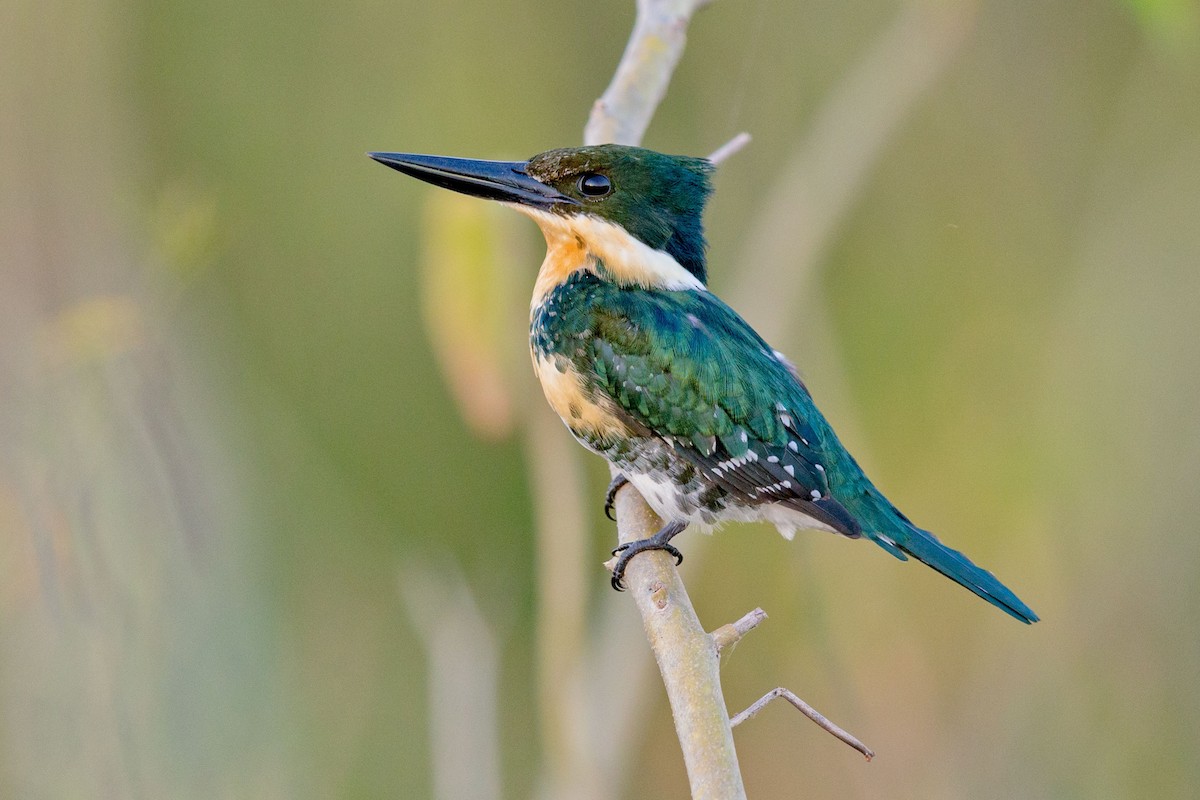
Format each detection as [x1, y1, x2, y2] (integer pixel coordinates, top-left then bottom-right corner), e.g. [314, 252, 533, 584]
[369, 144, 1038, 624]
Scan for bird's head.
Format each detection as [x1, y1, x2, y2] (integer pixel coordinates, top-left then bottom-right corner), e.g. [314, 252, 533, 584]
[370, 144, 714, 284]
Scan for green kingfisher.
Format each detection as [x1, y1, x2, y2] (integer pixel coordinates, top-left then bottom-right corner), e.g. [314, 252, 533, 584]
[369, 144, 1038, 624]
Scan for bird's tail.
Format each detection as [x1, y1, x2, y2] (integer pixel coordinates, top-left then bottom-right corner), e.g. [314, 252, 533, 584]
[856, 490, 1039, 624]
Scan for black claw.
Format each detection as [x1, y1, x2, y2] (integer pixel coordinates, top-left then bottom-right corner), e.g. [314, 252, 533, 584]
[607, 520, 688, 591]
[603, 474, 630, 521]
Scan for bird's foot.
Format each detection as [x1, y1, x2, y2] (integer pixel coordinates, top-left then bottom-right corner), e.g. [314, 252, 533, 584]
[603, 473, 630, 521]
[610, 520, 687, 591]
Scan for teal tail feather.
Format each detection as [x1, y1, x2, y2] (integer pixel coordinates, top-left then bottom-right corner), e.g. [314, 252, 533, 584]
[857, 492, 1039, 624]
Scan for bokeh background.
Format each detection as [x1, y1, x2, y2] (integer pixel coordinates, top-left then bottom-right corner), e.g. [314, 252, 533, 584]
[3, 0, 1199, 797]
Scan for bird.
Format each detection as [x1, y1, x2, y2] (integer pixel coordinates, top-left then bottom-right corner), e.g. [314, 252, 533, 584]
[369, 144, 1038, 624]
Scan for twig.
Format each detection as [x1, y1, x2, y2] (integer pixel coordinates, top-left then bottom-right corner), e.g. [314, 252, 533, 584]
[707, 132, 752, 165]
[584, 0, 717, 146]
[711, 607, 767, 653]
[730, 687, 875, 762]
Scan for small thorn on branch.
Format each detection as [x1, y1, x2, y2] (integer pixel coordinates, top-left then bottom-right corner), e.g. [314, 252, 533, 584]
[707, 132, 752, 165]
[711, 607, 767, 653]
[730, 687, 875, 761]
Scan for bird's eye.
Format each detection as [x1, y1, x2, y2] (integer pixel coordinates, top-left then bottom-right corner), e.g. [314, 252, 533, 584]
[578, 173, 612, 197]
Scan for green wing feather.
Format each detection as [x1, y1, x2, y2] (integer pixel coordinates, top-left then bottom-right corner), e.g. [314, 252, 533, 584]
[558, 279, 862, 536]
[535, 273, 1038, 623]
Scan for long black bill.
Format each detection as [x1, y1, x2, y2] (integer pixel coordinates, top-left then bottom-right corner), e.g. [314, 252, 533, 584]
[368, 152, 577, 209]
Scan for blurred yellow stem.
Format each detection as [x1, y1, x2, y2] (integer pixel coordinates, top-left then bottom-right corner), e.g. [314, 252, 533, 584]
[526, 405, 600, 798]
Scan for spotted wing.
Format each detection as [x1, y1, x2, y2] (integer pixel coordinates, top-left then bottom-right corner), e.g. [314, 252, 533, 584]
[582, 287, 861, 538]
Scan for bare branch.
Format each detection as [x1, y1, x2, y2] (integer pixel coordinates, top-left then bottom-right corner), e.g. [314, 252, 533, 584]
[707, 132, 752, 165]
[711, 607, 767, 653]
[607, 478, 747, 800]
[584, 0, 717, 146]
[730, 687, 875, 762]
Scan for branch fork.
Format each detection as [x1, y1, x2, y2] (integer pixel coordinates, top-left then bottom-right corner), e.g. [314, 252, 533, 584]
[731, 687, 875, 761]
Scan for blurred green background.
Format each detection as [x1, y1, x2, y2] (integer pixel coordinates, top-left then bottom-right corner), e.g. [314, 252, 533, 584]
[3, 0, 1199, 797]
